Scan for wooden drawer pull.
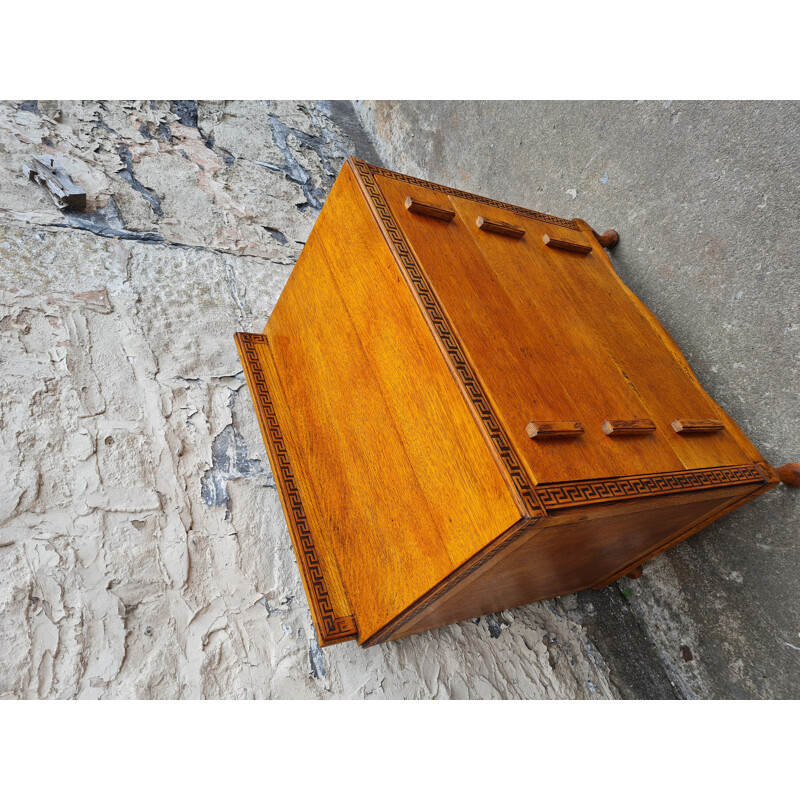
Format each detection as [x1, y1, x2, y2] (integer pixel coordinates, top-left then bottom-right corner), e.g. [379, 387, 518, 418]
[405, 196, 455, 222]
[671, 418, 724, 434]
[542, 234, 592, 255]
[602, 418, 656, 436]
[476, 216, 525, 239]
[526, 420, 584, 439]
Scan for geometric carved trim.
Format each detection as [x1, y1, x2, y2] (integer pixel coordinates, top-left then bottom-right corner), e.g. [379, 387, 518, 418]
[234, 332, 358, 646]
[350, 157, 545, 518]
[362, 159, 580, 230]
[536, 464, 766, 510]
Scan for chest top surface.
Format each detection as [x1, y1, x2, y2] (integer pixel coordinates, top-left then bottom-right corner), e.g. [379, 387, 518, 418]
[354, 159, 755, 488]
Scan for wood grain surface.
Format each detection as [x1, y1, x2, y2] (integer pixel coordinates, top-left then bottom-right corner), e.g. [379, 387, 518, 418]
[404, 195, 455, 221]
[542, 233, 592, 254]
[602, 418, 657, 436]
[234, 159, 779, 646]
[526, 420, 584, 439]
[264, 162, 522, 643]
[387, 486, 749, 640]
[234, 332, 357, 645]
[672, 418, 725, 434]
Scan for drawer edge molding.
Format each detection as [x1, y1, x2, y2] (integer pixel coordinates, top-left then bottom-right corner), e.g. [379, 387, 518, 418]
[350, 156, 546, 518]
[535, 464, 766, 510]
[234, 331, 358, 646]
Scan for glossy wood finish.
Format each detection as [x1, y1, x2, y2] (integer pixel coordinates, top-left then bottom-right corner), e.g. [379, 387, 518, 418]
[542, 233, 593, 254]
[590, 227, 620, 248]
[602, 418, 657, 436]
[235, 332, 357, 644]
[235, 158, 782, 647]
[777, 462, 800, 487]
[476, 215, 526, 238]
[672, 418, 725, 434]
[625, 565, 644, 579]
[262, 163, 522, 644]
[404, 195, 455, 222]
[385, 486, 746, 641]
[526, 420, 584, 439]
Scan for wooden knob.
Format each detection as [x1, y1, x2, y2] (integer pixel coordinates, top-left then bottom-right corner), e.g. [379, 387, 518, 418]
[476, 216, 526, 239]
[777, 463, 800, 487]
[671, 418, 724, 434]
[595, 229, 619, 248]
[405, 196, 455, 222]
[526, 420, 584, 439]
[542, 234, 592, 255]
[602, 418, 656, 436]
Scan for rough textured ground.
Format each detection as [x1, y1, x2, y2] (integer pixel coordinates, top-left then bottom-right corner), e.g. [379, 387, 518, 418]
[355, 100, 800, 699]
[1, 100, 624, 699]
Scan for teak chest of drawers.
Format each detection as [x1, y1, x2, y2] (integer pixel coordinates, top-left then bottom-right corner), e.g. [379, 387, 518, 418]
[235, 158, 797, 647]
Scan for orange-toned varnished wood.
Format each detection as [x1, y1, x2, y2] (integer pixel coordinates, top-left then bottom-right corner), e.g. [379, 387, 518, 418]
[590, 227, 620, 248]
[602, 418, 657, 436]
[542, 233, 593, 254]
[526, 420, 584, 439]
[594, 462, 779, 587]
[262, 162, 523, 645]
[382, 485, 750, 642]
[234, 332, 357, 645]
[672, 418, 725, 434]
[476, 215, 526, 239]
[404, 195, 455, 222]
[777, 462, 800, 487]
[234, 158, 784, 647]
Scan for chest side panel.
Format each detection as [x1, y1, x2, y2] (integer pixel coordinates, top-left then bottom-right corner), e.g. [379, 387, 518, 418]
[265, 163, 522, 641]
[383, 483, 753, 642]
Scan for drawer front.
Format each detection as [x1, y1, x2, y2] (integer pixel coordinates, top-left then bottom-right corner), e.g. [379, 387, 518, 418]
[374, 171, 751, 485]
[374, 173, 683, 484]
[448, 193, 696, 483]
[451, 194, 753, 475]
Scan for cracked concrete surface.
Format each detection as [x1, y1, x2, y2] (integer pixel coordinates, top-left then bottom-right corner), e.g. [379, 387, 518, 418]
[355, 100, 800, 699]
[0, 100, 625, 699]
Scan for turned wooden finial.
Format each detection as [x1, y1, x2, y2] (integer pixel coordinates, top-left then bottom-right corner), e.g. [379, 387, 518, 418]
[591, 228, 620, 249]
[777, 463, 800, 487]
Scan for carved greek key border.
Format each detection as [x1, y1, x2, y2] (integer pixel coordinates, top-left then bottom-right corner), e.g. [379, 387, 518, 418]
[350, 157, 544, 518]
[234, 332, 357, 645]
[537, 464, 766, 510]
[362, 159, 579, 230]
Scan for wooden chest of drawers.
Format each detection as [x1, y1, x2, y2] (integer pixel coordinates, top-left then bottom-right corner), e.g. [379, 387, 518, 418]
[235, 158, 796, 647]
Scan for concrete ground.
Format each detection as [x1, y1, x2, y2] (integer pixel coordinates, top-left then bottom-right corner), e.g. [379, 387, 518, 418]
[355, 100, 800, 698]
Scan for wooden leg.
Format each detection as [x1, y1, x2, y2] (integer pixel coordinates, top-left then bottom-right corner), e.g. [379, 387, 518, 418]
[625, 564, 643, 579]
[591, 227, 620, 249]
[777, 463, 800, 487]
